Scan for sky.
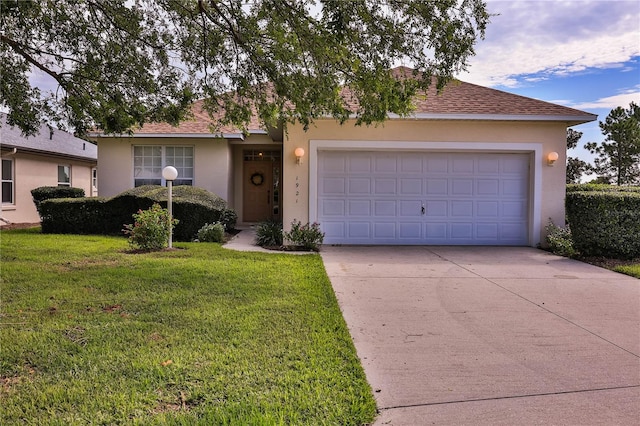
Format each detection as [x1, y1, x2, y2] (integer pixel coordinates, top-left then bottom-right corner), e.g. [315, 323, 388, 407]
[456, 0, 640, 174]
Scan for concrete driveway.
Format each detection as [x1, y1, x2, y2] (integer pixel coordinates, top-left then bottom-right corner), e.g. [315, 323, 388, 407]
[321, 246, 640, 425]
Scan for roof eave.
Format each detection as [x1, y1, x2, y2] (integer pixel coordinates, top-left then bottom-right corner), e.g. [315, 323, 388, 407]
[89, 130, 269, 139]
[388, 112, 597, 125]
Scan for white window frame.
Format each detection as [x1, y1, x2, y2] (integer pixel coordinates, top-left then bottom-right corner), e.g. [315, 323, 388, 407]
[58, 165, 71, 187]
[133, 145, 194, 187]
[2, 158, 14, 205]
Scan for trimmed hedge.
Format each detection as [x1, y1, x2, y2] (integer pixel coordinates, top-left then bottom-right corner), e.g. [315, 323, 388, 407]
[40, 185, 237, 241]
[31, 186, 85, 216]
[566, 184, 640, 193]
[566, 191, 640, 259]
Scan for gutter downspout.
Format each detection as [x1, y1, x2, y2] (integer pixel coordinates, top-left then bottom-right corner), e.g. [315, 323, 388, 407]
[1, 148, 17, 157]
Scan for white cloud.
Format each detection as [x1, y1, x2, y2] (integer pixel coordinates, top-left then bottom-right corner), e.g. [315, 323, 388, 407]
[571, 90, 640, 109]
[459, 0, 640, 87]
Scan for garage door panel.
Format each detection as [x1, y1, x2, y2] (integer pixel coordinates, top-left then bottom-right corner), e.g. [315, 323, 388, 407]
[349, 222, 371, 238]
[400, 178, 422, 194]
[478, 158, 500, 173]
[452, 179, 474, 196]
[451, 200, 473, 217]
[425, 200, 447, 217]
[477, 201, 499, 217]
[349, 156, 371, 172]
[400, 222, 423, 238]
[374, 200, 397, 216]
[502, 201, 527, 217]
[451, 223, 474, 239]
[375, 156, 397, 172]
[348, 178, 371, 194]
[425, 223, 447, 239]
[374, 222, 396, 238]
[477, 179, 499, 195]
[322, 199, 346, 216]
[318, 151, 530, 245]
[374, 179, 396, 194]
[321, 177, 346, 194]
[427, 179, 448, 195]
[348, 200, 371, 216]
[323, 222, 346, 239]
[400, 156, 423, 173]
[399, 200, 422, 217]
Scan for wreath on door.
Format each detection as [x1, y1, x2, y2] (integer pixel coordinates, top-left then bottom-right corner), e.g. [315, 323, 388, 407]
[250, 172, 264, 186]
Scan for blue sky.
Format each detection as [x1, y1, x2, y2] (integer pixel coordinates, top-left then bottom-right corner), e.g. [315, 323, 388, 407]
[457, 0, 640, 173]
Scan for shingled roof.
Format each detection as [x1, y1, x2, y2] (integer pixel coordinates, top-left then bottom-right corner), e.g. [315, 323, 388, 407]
[1, 113, 97, 162]
[111, 66, 597, 137]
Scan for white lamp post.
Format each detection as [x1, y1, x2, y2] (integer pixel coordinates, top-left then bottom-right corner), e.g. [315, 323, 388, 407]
[162, 166, 178, 248]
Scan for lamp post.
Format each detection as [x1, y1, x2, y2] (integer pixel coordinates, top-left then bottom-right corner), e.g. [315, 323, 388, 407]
[162, 166, 178, 248]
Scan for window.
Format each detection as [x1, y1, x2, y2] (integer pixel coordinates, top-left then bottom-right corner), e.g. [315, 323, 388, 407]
[2, 159, 14, 204]
[92, 168, 98, 195]
[133, 146, 194, 187]
[58, 165, 71, 187]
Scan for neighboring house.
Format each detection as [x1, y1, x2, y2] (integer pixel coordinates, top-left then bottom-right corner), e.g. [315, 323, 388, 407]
[1, 114, 98, 226]
[93, 67, 596, 246]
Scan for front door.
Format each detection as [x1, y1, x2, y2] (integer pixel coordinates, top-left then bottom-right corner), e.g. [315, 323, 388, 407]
[243, 150, 281, 222]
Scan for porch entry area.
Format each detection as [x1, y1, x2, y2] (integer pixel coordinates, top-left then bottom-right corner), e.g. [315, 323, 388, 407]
[243, 149, 282, 222]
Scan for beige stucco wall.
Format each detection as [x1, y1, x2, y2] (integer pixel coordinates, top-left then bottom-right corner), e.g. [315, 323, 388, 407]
[1, 152, 95, 225]
[96, 136, 233, 200]
[282, 118, 569, 246]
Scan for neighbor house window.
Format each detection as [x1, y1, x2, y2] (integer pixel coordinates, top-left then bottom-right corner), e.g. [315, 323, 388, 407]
[58, 165, 71, 186]
[92, 168, 98, 195]
[133, 146, 194, 187]
[2, 159, 14, 204]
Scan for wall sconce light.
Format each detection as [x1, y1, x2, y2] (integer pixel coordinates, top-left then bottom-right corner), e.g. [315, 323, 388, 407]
[547, 151, 559, 166]
[294, 147, 305, 165]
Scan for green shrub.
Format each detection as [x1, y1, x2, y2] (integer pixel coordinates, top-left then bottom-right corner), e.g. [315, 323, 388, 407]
[39, 185, 237, 241]
[123, 204, 178, 251]
[39, 197, 110, 234]
[545, 220, 576, 257]
[255, 220, 283, 247]
[566, 191, 640, 259]
[566, 184, 640, 193]
[31, 186, 85, 217]
[196, 222, 225, 243]
[284, 220, 325, 251]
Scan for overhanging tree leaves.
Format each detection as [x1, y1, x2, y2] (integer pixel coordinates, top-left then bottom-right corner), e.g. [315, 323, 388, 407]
[0, 0, 490, 136]
[585, 102, 640, 185]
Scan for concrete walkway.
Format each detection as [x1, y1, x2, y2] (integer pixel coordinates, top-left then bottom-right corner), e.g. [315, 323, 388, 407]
[321, 246, 640, 425]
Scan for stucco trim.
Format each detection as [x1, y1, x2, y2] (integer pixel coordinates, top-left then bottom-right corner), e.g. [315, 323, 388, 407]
[308, 140, 543, 247]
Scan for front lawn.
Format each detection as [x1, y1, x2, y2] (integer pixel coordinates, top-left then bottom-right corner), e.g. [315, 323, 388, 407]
[614, 263, 640, 278]
[0, 229, 376, 425]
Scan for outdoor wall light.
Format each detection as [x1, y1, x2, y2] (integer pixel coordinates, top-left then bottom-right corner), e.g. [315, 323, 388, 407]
[295, 147, 305, 164]
[547, 151, 559, 166]
[162, 166, 178, 248]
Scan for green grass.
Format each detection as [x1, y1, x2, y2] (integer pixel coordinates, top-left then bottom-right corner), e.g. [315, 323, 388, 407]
[0, 229, 376, 425]
[614, 263, 640, 278]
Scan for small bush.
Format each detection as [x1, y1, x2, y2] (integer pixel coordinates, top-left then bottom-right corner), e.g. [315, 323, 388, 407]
[31, 186, 85, 217]
[545, 220, 576, 257]
[123, 204, 178, 251]
[284, 220, 325, 251]
[196, 222, 225, 243]
[255, 220, 283, 247]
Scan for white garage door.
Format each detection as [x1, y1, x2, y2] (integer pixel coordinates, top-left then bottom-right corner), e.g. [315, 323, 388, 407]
[317, 151, 530, 245]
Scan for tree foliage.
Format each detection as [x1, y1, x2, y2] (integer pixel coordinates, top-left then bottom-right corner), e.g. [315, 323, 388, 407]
[585, 102, 640, 185]
[0, 0, 490, 136]
[566, 129, 590, 184]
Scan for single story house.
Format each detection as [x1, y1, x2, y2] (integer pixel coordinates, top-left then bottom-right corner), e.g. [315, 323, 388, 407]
[1, 113, 98, 226]
[93, 67, 596, 246]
